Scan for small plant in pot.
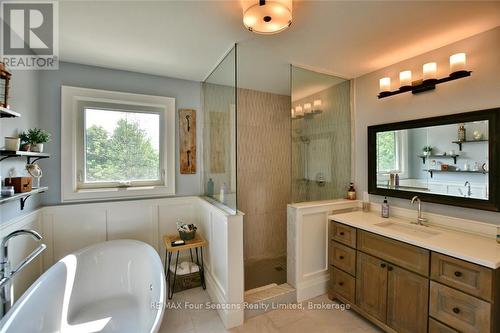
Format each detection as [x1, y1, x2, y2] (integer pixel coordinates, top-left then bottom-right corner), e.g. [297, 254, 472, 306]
[18, 132, 31, 151]
[422, 146, 433, 156]
[176, 221, 197, 241]
[20, 128, 51, 152]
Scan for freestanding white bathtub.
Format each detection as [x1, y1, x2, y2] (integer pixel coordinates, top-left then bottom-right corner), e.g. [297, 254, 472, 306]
[0, 240, 166, 333]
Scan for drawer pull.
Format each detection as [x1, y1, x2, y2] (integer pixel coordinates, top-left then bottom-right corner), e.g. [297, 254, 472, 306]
[339, 256, 344, 260]
[338, 282, 344, 286]
[339, 232, 345, 236]
[380, 263, 386, 268]
[452, 307, 460, 314]
[454, 271, 462, 277]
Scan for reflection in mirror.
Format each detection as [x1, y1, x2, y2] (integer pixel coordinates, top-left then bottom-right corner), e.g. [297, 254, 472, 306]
[376, 121, 489, 200]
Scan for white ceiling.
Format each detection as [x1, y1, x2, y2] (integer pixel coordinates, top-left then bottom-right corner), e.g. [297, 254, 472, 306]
[59, 1, 500, 96]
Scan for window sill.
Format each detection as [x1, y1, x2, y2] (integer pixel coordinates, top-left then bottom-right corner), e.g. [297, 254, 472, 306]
[62, 185, 175, 203]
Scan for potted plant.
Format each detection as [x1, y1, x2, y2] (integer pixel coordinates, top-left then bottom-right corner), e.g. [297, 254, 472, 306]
[18, 132, 31, 151]
[20, 128, 51, 152]
[422, 146, 433, 156]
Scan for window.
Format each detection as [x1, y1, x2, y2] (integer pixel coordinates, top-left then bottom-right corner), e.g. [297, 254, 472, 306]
[376, 130, 408, 176]
[62, 86, 175, 202]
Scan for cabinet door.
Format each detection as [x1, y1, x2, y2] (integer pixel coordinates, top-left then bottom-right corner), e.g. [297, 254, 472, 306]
[387, 265, 429, 333]
[356, 252, 388, 322]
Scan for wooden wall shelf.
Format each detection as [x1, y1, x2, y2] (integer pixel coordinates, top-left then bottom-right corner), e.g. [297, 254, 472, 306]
[0, 150, 50, 164]
[0, 107, 20, 118]
[424, 169, 488, 178]
[419, 154, 459, 165]
[0, 187, 48, 210]
[452, 139, 488, 151]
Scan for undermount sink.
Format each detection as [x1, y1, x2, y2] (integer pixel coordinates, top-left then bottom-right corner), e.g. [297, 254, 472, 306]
[374, 221, 441, 239]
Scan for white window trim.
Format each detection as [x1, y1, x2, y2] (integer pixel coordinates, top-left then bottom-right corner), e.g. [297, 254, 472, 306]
[61, 86, 175, 202]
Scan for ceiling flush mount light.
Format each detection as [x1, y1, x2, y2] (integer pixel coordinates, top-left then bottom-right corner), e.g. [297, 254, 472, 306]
[378, 52, 471, 99]
[242, 0, 292, 35]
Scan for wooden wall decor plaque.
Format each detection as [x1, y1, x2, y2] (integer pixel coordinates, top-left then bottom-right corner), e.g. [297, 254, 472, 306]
[179, 109, 196, 174]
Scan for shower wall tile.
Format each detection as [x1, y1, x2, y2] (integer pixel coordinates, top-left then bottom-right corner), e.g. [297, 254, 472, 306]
[291, 80, 351, 203]
[237, 88, 291, 261]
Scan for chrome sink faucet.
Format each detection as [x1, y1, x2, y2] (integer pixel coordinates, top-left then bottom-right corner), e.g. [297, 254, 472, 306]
[410, 196, 427, 226]
[1, 230, 46, 318]
[464, 181, 472, 198]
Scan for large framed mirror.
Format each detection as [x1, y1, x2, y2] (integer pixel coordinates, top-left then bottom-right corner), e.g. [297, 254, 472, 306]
[368, 108, 500, 211]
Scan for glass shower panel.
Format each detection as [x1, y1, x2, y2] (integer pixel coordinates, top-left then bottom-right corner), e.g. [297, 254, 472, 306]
[291, 66, 351, 202]
[202, 45, 237, 213]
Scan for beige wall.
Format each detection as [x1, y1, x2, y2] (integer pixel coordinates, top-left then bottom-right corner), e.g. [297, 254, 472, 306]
[353, 27, 500, 224]
[237, 88, 291, 261]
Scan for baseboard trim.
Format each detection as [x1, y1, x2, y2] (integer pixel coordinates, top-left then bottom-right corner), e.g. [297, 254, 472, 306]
[296, 272, 329, 302]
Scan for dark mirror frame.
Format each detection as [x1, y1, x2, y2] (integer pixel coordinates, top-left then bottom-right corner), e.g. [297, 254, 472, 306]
[368, 108, 500, 212]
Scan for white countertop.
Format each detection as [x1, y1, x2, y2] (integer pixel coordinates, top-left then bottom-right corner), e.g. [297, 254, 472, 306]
[329, 211, 500, 269]
[288, 199, 360, 209]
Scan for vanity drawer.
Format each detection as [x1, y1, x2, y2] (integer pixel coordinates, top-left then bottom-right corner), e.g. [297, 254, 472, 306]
[430, 281, 491, 333]
[358, 230, 430, 276]
[431, 252, 493, 301]
[330, 241, 356, 276]
[331, 222, 356, 248]
[428, 318, 459, 333]
[331, 267, 355, 304]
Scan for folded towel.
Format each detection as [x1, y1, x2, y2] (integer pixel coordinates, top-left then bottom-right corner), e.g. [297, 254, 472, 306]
[169, 261, 200, 275]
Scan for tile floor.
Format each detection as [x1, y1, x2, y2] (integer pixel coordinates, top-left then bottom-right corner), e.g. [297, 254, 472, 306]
[159, 287, 382, 333]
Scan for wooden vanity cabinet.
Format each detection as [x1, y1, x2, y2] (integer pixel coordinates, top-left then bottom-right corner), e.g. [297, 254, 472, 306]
[329, 220, 500, 333]
[386, 265, 429, 333]
[356, 252, 388, 322]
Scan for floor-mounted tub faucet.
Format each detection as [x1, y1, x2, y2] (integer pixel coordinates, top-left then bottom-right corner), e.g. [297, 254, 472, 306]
[0, 229, 46, 317]
[410, 196, 427, 226]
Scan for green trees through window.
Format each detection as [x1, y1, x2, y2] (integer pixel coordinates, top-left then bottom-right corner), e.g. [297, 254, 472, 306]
[377, 131, 397, 173]
[85, 110, 160, 183]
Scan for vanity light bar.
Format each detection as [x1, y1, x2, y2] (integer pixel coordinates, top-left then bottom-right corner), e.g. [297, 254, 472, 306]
[378, 53, 471, 99]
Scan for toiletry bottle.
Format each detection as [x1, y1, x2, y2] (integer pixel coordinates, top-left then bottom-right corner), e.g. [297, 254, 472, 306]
[347, 182, 356, 200]
[458, 123, 466, 142]
[220, 182, 227, 205]
[381, 197, 390, 218]
[207, 178, 214, 197]
[395, 173, 400, 187]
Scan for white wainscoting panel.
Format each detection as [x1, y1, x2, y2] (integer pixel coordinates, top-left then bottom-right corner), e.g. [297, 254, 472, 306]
[198, 198, 244, 328]
[287, 199, 360, 302]
[44, 204, 107, 262]
[301, 212, 328, 278]
[107, 201, 157, 249]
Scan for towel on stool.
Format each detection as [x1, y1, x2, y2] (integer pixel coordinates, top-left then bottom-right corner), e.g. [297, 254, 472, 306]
[169, 261, 200, 275]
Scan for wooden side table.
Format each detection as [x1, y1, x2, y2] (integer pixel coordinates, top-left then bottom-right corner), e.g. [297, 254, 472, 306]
[163, 233, 207, 299]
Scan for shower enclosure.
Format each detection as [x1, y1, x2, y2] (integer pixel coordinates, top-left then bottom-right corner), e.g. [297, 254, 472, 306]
[202, 47, 352, 292]
[291, 66, 352, 203]
[202, 45, 238, 213]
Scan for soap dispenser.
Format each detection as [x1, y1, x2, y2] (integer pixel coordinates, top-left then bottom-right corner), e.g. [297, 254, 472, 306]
[220, 182, 227, 205]
[207, 178, 214, 197]
[381, 197, 390, 218]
